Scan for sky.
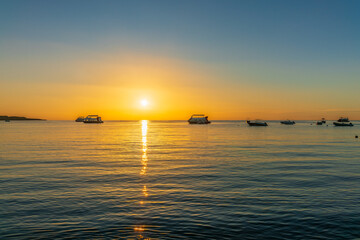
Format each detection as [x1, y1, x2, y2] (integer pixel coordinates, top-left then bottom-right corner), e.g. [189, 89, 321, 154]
[0, 0, 359, 120]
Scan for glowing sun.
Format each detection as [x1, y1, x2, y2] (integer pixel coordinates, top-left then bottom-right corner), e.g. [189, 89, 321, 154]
[140, 99, 149, 107]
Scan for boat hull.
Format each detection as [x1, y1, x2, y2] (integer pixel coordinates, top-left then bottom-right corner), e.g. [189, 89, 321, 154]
[188, 116, 211, 124]
[188, 121, 211, 124]
[333, 122, 353, 126]
[247, 121, 268, 126]
[280, 121, 295, 125]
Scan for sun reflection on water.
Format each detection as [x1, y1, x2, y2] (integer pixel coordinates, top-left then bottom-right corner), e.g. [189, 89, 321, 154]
[141, 120, 148, 176]
[135, 120, 149, 238]
[142, 185, 149, 197]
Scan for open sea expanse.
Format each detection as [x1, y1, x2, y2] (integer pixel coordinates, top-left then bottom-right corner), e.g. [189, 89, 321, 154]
[1, 120, 360, 239]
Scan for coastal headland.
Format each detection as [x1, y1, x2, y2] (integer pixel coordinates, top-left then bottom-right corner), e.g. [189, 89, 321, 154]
[0, 116, 45, 121]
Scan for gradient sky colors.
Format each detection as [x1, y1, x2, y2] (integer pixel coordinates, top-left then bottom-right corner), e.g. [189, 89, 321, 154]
[1, 0, 359, 120]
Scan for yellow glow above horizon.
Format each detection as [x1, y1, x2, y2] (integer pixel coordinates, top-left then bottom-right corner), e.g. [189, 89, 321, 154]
[1, 51, 360, 121]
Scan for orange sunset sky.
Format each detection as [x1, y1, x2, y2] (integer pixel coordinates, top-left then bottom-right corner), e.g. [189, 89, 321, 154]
[1, 1, 359, 120]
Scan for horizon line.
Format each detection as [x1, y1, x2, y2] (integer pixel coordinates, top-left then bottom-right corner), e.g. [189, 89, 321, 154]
[38, 119, 360, 121]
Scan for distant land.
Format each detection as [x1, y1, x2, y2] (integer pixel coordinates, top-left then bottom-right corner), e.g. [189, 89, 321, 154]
[0, 116, 45, 121]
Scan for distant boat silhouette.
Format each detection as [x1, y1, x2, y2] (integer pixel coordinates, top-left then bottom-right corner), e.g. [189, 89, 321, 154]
[280, 120, 295, 125]
[188, 114, 211, 124]
[83, 115, 103, 123]
[247, 120, 268, 126]
[333, 117, 353, 126]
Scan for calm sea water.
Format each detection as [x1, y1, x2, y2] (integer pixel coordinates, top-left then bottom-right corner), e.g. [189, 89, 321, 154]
[1, 120, 360, 239]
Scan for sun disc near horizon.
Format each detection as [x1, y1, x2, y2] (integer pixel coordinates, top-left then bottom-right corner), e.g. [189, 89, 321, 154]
[140, 99, 149, 107]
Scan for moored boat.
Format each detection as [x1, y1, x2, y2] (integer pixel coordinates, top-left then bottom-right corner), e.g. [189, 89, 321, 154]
[83, 115, 103, 123]
[247, 120, 268, 126]
[188, 114, 211, 124]
[316, 121, 323, 125]
[280, 120, 295, 125]
[333, 116, 353, 126]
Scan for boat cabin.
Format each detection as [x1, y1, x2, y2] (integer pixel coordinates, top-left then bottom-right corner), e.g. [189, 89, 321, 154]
[188, 114, 211, 124]
[83, 115, 103, 123]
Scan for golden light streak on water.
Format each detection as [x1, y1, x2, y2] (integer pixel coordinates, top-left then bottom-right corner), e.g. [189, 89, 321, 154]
[134, 226, 145, 231]
[142, 185, 149, 197]
[142, 120, 148, 137]
[141, 120, 148, 176]
[140, 150, 148, 176]
[136, 120, 149, 238]
[134, 225, 145, 238]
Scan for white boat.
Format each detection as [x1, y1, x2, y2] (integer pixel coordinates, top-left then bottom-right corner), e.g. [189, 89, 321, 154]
[247, 120, 268, 126]
[280, 120, 295, 125]
[188, 114, 211, 124]
[83, 115, 103, 123]
[75, 116, 84, 122]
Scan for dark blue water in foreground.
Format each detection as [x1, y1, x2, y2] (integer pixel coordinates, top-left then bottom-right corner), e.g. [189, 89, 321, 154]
[1, 120, 360, 239]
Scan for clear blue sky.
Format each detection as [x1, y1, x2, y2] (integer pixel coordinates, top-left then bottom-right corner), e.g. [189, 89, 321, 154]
[1, 0, 360, 119]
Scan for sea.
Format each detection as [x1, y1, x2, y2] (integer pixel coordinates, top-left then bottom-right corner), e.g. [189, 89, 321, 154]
[1, 120, 360, 239]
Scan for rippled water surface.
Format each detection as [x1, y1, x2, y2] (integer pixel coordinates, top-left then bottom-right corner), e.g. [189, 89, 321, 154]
[1, 120, 360, 239]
